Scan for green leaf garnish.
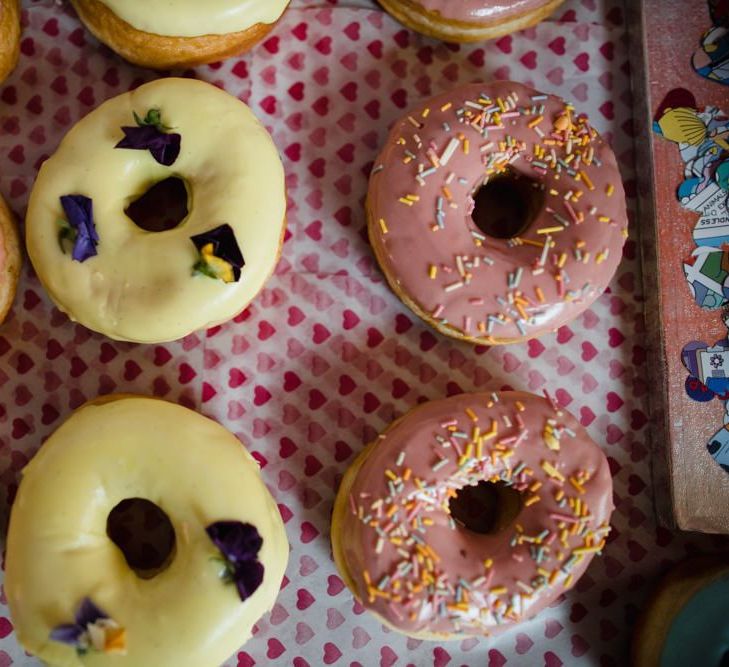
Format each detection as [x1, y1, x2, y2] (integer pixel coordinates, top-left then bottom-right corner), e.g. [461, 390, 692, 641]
[190, 225, 244, 283]
[193, 259, 221, 280]
[210, 556, 236, 582]
[57, 218, 78, 254]
[133, 108, 173, 132]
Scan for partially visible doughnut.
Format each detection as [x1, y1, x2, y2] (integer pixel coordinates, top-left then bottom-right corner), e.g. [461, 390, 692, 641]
[0, 195, 22, 324]
[69, 0, 291, 70]
[0, 0, 21, 83]
[632, 556, 729, 667]
[378, 0, 565, 43]
[332, 391, 613, 639]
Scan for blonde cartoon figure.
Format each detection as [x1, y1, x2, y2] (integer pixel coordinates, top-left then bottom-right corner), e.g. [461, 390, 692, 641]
[654, 90, 729, 199]
[693, 0, 729, 86]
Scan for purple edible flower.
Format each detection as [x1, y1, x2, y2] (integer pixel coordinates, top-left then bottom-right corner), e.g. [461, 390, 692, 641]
[115, 108, 181, 166]
[206, 521, 264, 601]
[234, 559, 265, 600]
[60, 194, 99, 262]
[116, 126, 181, 166]
[190, 224, 245, 283]
[50, 597, 106, 647]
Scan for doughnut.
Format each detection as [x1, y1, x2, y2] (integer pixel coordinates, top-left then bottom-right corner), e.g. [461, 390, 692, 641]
[69, 0, 291, 70]
[331, 391, 613, 638]
[0, 194, 21, 324]
[378, 0, 565, 43]
[5, 394, 289, 667]
[25, 77, 286, 343]
[0, 0, 21, 83]
[633, 556, 729, 667]
[367, 81, 628, 344]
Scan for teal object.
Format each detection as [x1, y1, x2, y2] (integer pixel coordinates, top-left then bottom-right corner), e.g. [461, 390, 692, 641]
[716, 160, 729, 191]
[660, 574, 729, 666]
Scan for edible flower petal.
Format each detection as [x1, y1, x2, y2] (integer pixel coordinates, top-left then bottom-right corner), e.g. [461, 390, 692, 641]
[116, 125, 181, 166]
[75, 597, 106, 628]
[49, 624, 84, 646]
[115, 108, 181, 166]
[59, 194, 98, 262]
[50, 598, 126, 656]
[207, 521, 263, 565]
[206, 521, 264, 601]
[234, 559, 264, 602]
[198, 243, 236, 283]
[191, 224, 245, 283]
[102, 626, 127, 655]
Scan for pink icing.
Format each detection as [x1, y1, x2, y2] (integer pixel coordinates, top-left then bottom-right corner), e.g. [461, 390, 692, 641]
[339, 391, 613, 636]
[412, 0, 554, 23]
[368, 81, 628, 342]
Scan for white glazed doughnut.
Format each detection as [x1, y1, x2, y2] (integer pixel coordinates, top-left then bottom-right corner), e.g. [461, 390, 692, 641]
[5, 395, 289, 667]
[92, 0, 289, 37]
[69, 0, 291, 69]
[25, 78, 286, 343]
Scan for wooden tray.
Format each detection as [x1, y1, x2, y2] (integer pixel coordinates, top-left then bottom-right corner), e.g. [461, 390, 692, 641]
[629, 0, 729, 533]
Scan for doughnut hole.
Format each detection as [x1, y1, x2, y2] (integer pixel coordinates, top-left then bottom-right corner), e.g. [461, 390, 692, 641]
[471, 170, 545, 239]
[107, 498, 176, 579]
[125, 177, 189, 233]
[448, 481, 523, 535]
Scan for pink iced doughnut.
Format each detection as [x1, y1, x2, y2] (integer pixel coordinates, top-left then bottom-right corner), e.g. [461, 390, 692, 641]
[367, 81, 628, 344]
[377, 0, 566, 43]
[332, 391, 613, 638]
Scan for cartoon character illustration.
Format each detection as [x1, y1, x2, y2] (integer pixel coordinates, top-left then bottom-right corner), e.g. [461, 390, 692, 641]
[682, 338, 729, 477]
[693, 0, 729, 86]
[707, 423, 729, 473]
[666, 1, 729, 479]
[683, 246, 729, 309]
[653, 90, 729, 253]
[718, 160, 729, 190]
[681, 339, 729, 400]
[653, 91, 729, 202]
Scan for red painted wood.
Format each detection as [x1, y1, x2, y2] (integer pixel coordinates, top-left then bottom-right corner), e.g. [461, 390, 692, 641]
[631, 0, 729, 532]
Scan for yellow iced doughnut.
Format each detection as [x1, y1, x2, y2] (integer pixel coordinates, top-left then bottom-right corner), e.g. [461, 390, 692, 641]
[69, 0, 291, 69]
[25, 77, 286, 343]
[5, 395, 289, 667]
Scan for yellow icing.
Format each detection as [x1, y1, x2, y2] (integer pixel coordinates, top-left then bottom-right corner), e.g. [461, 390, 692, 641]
[5, 396, 289, 667]
[96, 0, 290, 37]
[25, 78, 286, 343]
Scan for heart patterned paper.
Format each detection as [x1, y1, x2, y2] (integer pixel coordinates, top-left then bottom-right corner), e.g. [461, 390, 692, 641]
[0, 1, 727, 666]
